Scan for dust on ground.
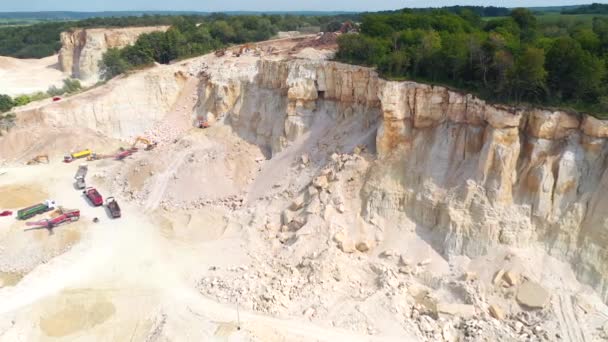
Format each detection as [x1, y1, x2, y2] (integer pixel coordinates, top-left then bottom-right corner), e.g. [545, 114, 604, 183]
[0, 184, 47, 208]
[0, 55, 65, 97]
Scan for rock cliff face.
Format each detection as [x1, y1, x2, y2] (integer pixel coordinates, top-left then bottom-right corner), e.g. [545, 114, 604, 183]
[58, 26, 169, 84]
[195, 57, 608, 303]
[13, 67, 188, 139]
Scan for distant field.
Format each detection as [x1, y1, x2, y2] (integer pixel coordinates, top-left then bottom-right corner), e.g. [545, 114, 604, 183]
[536, 13, 608, 26]
[0, 18, 52, 27]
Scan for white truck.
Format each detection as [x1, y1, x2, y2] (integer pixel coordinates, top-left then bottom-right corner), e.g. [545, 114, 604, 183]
[74, 164, 88, 190]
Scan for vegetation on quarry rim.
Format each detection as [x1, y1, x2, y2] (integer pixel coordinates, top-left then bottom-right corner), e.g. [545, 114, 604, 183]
[335, 8, 608, 119]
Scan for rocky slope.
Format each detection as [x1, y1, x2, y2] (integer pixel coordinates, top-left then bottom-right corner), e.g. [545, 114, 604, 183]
[194, 56, 608, 305]
[58, 26, 169, 84]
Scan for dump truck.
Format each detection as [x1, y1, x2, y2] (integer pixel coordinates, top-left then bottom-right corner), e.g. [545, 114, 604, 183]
[74, 163, 88, 189]
[17, 199, 57, 220]
[64, 149, 92, 163]
[83, 187, 103, 207]
[106, 197, 121, 218]
[26, 208, 80, 229]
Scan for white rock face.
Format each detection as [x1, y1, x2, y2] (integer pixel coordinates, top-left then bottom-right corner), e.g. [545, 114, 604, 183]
[193, 56, 608, 304]
[9, 48, 608, 304]
[13, 67, 189, 139]
[59, 26, 169, 84]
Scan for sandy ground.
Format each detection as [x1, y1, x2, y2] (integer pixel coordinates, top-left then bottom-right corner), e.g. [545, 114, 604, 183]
[0, 55, 65, 97]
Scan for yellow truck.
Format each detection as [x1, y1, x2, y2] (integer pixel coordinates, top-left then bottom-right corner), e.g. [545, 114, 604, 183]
[64, 149, 92, 163]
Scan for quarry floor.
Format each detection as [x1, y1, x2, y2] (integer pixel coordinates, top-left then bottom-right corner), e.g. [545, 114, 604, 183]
[0, 161, 405, 341]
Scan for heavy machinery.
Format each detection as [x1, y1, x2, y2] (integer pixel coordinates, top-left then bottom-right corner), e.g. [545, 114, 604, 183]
[115, 148, 138, 160]
[74, 163, 88, 189]
[64, 149, 92, 163]
[26, 154, 49, 165]
[131, 137, 157, 151]
[83, 187, 103, 207]
[26, 208, 80, 229]
[106, 197, 121, 218]
[17, 199, 57, 220]
[197, 120, 210, 128]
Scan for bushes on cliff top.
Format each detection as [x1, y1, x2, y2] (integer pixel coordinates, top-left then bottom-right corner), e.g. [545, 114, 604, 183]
[335, 9, 608, 117]
[99, 15, 287, 80]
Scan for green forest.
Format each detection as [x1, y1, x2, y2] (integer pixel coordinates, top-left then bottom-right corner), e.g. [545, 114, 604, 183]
[336, 9, 608, 117]
[99, 14, 343, 79]
[0, 14, 340, 59]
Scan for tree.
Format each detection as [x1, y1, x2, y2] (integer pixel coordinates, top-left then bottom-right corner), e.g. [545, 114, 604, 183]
[324, 21, 343, 33]
[210, 20, 236, 43]
[13, 95, 31, 107]
[546, 37, 606, 102]
[100, 48, 130, 80]
[510, 8, 537, 41]
[379, 50, 410, 76]
[508, 47, 547, 102]
[0, 94, 14, 113]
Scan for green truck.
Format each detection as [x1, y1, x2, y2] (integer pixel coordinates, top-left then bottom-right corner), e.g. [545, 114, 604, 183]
[17, 199, 57, 220]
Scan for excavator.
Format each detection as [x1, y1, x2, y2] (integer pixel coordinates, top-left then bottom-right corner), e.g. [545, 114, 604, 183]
[26, 154, 49, 165]
[131, 137, 157, 151]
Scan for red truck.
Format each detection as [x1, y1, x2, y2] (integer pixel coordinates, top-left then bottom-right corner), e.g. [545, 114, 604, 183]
[83, 187, 103, 206]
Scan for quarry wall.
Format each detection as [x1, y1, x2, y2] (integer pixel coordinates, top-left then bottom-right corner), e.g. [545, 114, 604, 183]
[58, 26, 169, 84]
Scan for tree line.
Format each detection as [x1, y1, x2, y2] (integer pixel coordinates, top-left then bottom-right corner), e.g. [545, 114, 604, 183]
[562, 3, 608, 15]
[336, 9, 608, 117]
[99, 14, 343, 79]
[0, 13, 348, 59]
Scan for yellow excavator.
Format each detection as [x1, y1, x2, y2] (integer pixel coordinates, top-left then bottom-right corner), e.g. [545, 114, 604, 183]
[131, 137, 157, 151]
[26, 154, 49, 165]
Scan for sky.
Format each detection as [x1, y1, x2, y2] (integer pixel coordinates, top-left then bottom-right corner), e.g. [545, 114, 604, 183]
[0, 0, 607, 12]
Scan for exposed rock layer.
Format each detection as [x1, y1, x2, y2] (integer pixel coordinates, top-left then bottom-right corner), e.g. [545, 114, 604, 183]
[58, 26, 169, 84]
[195, 58, 608, 303]
[9, 51, 608, 303]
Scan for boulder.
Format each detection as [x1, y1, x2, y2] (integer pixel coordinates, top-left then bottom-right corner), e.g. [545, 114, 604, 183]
[517, 281, 550, 309]
[489, 304, 505, 320]
[356, 241, 373, 252]
[289, 195, 305, 211]
[312, 175, 329, 189]
[437, 303, 476, 318]
[503, 271, 519, 287]
[493, 269, 505, 285]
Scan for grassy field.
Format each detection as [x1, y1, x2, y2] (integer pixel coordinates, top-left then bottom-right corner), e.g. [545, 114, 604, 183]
[0, 18, 52, 27]
[536, 13, 608, 26]
[483, 13, 608, 27]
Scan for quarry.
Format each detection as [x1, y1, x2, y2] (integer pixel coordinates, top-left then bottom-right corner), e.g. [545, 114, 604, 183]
[1, 28, 608, 342]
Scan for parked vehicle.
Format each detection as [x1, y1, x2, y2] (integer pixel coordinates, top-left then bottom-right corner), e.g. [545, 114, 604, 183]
[83, 187, 103, 206]
[64, 149, 92, 163]
[0, 210, 12, 217]
[106, 197, 121, 218]
[17, 199, 57, 220]
[74, 164, 88, 189]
